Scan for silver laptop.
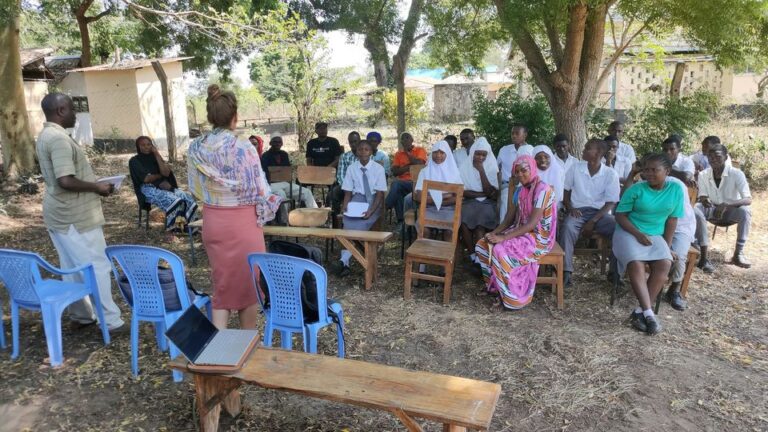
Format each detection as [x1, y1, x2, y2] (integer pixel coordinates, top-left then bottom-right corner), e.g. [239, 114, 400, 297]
[165, 306, 259, 366]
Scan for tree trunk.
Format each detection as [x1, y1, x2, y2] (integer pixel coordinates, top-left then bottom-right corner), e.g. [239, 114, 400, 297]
[0, 1, 37, 178]
[74, 1, 94, 67]
[391, 0, 425, 140]
[552, 101, 588, 158]
[151, 61, 177, 162]
[363, 33, 391, 87]
[392, 55, 406, 137]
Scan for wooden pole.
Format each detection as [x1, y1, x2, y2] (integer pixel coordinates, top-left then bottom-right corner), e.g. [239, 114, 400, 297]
[151, 60, 177, 162]
[670, 62, 686, 99]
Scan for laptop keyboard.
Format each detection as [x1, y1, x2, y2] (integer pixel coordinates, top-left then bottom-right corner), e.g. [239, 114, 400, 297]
[195, 330, 257, 366]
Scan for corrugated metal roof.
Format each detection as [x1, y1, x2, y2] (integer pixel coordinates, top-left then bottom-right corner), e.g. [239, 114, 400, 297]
[20, 48, 55, 67]
[69, 56, 193, 72]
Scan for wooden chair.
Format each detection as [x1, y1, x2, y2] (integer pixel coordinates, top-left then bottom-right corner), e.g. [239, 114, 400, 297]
[404, 180, 464, 305]
[537, 242, 565, 310]
[653, 246, 700, 313]
[296, 166, 336, 208]
[400, 164, 427, 258]
[573, 234, 610, 274]
[268, 166, 295, 210]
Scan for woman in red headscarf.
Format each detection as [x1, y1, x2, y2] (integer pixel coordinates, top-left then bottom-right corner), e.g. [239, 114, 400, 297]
[475, 154, 558, 310]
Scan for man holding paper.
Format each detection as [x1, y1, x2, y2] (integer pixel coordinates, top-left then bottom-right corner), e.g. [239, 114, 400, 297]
[337, 140, 387, 277]
[35, 93, 125, 332]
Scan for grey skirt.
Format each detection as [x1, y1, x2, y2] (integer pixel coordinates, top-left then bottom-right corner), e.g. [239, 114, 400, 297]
[461, 198, 498, 230]
[343, 193, 380, 231]
[612, 225, 672, 274]
[417, 205, 455, 231]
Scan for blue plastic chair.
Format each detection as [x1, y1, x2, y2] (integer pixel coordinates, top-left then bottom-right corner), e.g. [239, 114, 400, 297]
[0, 249, 111, 367]
[1, 297, 6, 349]
[248, 253, 345, 358]
[105, 245, 211, 382]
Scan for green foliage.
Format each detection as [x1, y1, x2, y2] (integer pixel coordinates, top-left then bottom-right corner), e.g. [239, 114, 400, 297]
[728, 138, 768, 187]
[623, 90, 722, 157]
[249, 31, 362, 149]
[378, 89, 428, 130]
[471, 87, 555, 153]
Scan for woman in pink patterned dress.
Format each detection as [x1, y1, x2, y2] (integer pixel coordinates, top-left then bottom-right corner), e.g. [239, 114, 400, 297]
[475, 155, 557, 310]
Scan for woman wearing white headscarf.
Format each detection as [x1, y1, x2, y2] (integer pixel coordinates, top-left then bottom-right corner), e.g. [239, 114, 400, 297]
[533, 145, 564, 205]
[459, 137, 500, 264]
[413, 140, 463, 233]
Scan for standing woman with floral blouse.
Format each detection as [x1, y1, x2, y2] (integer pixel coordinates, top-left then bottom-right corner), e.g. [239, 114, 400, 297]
[187, 84, 281, 329]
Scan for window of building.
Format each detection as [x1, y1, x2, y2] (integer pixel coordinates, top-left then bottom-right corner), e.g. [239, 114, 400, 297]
[72, 96, 89, 113]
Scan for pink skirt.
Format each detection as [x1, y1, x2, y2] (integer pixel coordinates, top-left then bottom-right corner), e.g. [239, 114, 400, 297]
[202, 204, 265, 310]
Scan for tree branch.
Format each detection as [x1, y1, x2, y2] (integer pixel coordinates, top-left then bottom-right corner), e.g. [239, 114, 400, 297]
[544, 13, 564, 67]
[576, 3, 609, 107]
[594, 20, 650, 100]
[559, 3, 588, 87]
[85, 6, 114, 23]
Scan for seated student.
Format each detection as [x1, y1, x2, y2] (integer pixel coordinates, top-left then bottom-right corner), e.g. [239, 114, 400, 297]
[306, 121, 342, 168]
[332, 131, 360, 215]
[497, 124, 534, 221]
[366, 131, 391, 173]
[561, 138, 620, 286]
[625, 157, 696, 311]
[338, 140, 387, 276]
[260, 134, 317, 208]
[533, 145, 564, 205]
[445, 134, 458, 152]
[248, 135, 264, 157]
[454, 128, 475, 168]
[459, 137, 500, 264]
[614, 154, 684, 335]
[475, 154, 557, 310]
[413, 140, 463, 236]
[694, 143, 752, 272]
[129, 136, 198, 230]
[553, 133, 577, 175]
[691, 135, 731, 176]
[662, 136, 695, 185]
[608, 120, 637, 164]
[603, 135, 632, 185]
[387, 132, 427, 229]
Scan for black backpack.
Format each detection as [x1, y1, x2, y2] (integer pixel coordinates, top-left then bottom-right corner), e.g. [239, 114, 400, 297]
[260, 240, 338, 326]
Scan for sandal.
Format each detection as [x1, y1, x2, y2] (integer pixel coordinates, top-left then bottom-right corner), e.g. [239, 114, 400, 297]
[488, 297, 504, 312]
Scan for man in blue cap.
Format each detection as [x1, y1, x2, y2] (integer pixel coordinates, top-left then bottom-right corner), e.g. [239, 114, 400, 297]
[366, 131, 391, 172]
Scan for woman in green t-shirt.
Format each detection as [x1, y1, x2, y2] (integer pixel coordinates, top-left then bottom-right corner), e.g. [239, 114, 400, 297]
[613, 154, 684, 335]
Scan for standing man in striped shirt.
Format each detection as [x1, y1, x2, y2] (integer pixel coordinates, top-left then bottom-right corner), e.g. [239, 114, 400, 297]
[35, 93, 125, 332]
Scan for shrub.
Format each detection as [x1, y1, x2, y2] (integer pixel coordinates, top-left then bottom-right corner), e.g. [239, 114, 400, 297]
[623, 90, 721, 157]
[379, 89, 428, 131]
[471, 87, 555, 153]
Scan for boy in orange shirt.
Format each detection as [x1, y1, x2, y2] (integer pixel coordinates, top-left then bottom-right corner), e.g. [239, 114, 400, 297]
[386, 132, 427, 229]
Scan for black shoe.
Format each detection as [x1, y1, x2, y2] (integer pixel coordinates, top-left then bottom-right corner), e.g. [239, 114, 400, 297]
[108, 324, 130, 335]
[70, 319, 97, 331]
[697, 259, 715, 274]
[731, 252, 752, 269]
[630, 311, 647, 332]
[645, 316, 662, 335]
[666, 289, 688, 311]
[564, 271, 572, 287]
[339, 264, 351, 278]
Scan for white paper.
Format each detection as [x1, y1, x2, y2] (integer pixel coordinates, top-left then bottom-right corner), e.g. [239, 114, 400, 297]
[344, 202, 369, 218]
[97, 175, 126, 191]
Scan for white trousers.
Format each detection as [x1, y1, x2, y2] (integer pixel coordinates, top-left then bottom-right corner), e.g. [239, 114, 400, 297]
[271, 182, 318, 208]
[499, 184, 510, 221]
[48, 225, 124, 329]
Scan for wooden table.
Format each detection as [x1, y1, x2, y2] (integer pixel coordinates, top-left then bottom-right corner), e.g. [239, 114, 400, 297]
[188, 220, 392, 290]
[263, 225, 392, 290]
[170, 348, 501, 432]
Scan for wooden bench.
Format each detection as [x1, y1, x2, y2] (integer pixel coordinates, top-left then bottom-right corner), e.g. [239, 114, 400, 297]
[188, 220, 392, 290]
[537, 242, 565, 310]
[170, 348, 501, 432]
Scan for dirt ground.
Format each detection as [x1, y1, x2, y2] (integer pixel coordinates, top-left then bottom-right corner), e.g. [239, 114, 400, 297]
[0, 149, 766, 432]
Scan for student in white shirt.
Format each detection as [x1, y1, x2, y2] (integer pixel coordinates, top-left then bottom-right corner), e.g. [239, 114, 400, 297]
[453, 128, 475, 168]
[625, 160, 696, 311]
[553, 134, 577, 175]
[608, 121, 637, 164]
[691, 135, 731, 176]
[694, 144, 752, 272]
[497, 124, 534, 221]
[561, 138, 621, 286]
[662, 136, 696, 186]
[603, 135, 632, 185]
[337, 140, 388, 276]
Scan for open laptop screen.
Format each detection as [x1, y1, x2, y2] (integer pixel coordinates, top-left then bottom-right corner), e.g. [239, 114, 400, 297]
[165, 306, 218, 362]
